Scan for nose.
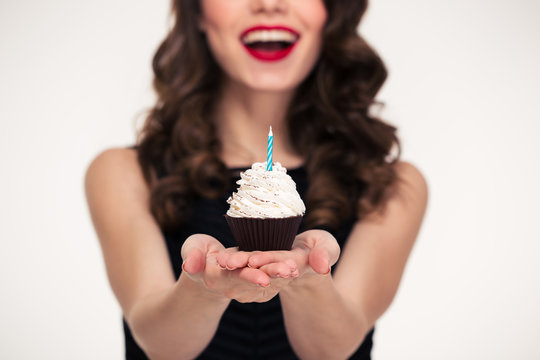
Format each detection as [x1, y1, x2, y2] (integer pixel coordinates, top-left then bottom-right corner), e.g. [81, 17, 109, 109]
[250, 0, 288, 14]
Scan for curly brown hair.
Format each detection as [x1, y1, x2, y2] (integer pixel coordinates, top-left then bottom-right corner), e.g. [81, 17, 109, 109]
[136, 0, 400, 232]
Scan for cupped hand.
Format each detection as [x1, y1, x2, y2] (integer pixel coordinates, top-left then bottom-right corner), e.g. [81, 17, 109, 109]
[245, 230, 341, 279]
[181, 234, 293, 303]
[215, 247, 300, 295]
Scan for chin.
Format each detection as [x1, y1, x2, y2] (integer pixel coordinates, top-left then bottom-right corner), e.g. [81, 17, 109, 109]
[243, 73, 304, 93]
[248, 83, 298, 92]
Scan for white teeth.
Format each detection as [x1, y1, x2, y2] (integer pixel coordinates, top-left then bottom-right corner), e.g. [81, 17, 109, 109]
[242, 30, 298, 44]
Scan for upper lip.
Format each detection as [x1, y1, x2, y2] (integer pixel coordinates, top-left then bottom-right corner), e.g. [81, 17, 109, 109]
[240, 25, 300, 44]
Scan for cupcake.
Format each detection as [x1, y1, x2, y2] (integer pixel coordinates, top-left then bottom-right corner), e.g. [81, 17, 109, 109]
[225, 162, 305, 251]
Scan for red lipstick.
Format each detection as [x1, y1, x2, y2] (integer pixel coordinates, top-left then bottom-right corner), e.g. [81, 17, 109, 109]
[240, 25, 300, 62]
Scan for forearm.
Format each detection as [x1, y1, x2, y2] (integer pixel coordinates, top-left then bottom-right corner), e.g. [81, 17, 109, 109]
[127, 273, 230, 360]
[280, 274, 369, 360]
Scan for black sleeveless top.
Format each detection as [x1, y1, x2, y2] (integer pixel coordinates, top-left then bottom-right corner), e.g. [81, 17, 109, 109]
[123, 166, 374, 359]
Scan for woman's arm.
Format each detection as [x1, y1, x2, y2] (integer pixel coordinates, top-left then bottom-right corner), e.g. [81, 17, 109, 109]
[246, 161, 428, 359]
[283, 162, 427, 359]
[85, 149, 229, 359]
[85, 149, 288, 359]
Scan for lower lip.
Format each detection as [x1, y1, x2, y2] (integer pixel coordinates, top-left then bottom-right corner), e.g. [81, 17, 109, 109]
[242, 42, 298, 62]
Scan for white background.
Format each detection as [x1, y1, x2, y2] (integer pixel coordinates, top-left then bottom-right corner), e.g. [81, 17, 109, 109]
[1, 0, 539, 359]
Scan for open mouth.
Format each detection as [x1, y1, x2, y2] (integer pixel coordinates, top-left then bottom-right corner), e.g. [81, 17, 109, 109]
[240, 27, 300, 61]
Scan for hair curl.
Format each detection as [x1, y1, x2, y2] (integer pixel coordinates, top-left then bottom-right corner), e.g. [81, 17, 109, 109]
[136, 0, 400, 232]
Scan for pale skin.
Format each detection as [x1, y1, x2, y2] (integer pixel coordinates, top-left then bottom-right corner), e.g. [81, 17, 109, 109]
[85, 1, 428, 359]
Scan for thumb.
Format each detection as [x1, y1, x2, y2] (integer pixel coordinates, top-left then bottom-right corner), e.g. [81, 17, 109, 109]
[182, 248, 205, 274]
[308, 245, 331, 275]
[181, 234, 219, 274]
[296, 230, 340, 275]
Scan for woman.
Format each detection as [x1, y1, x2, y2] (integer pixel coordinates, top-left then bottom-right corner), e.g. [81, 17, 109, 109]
[86, 0, 428, 359]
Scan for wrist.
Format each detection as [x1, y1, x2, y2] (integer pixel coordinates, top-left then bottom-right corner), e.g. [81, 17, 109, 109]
[176, 272, 231, 306]
[281, 271, 332, 297]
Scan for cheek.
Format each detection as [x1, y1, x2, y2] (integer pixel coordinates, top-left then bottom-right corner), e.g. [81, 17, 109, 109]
[299, 1, 328, 31]
[200, 0, 238, 34]
[199, 0, 242, 64]
[297, 1, 327, 70]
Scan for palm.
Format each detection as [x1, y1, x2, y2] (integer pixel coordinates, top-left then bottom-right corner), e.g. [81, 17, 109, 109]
[241, 230, 341, 278]
[181, 234, 294, 303]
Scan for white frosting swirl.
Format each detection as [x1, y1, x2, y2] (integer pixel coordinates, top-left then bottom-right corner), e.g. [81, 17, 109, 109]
[226, 162, 306, 218]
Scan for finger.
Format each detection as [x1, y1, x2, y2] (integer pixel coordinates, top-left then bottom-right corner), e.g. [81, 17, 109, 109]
[225, 251, 251, 270]
[248, 250, 299, 269]
[181, 234, 223, 274]
[294, 230, 341, 266]
[260, 262, 299, 278]
[181, 234, 223, 260]
[182, 247, 206, 274]
[215, 251, 231, 270]
[236, 267, 271, 287]
[309, 245, 331, 275]
[216, 248, 252, 270]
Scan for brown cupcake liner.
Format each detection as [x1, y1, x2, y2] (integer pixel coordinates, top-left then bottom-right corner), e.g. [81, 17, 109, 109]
[224, 215, 303, 251]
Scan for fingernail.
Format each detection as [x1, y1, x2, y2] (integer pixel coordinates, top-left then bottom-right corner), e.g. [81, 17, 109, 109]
[181, 258, 189, 272]
[323, 267, 331, 275]
[258, 282, 270, 288]
[213, 257, 226, 270]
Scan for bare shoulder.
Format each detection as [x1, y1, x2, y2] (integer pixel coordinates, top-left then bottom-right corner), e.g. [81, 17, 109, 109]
[84, 147, 152, 226]
[85, 147, 139, 183]
[85, 147, 148, 200]
[392, 160, 429, 210]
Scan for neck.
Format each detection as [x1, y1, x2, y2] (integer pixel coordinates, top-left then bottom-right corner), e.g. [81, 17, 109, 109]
[214, 80, 303, 168]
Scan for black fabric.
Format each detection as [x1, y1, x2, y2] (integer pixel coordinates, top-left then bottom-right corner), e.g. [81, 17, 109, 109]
[124, 166, 374, 359]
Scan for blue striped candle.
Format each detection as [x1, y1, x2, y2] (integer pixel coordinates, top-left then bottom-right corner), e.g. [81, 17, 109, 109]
[266, 126, 273, 171]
